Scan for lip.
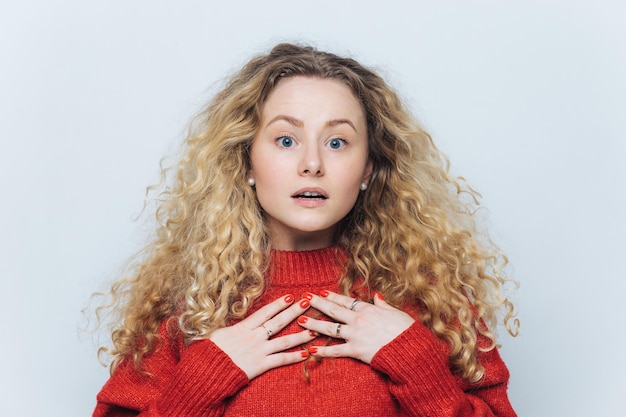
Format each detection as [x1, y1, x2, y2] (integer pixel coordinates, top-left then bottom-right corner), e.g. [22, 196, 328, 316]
[291, 187, 329, 208]
[291, 187, 329, 199]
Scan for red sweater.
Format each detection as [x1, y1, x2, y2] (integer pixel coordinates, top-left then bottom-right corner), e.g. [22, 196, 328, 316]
[94, 247, 516, 416]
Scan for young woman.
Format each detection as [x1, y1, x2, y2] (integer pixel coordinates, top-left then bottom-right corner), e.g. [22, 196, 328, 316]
[93, 43, 519, 416]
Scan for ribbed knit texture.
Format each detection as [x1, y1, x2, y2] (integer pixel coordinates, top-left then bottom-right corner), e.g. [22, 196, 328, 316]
[94, 246, 516, 417]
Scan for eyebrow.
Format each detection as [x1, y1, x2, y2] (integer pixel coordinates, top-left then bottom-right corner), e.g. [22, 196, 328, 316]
[325, 118, 358, 132]
[266, 115, 358, 132]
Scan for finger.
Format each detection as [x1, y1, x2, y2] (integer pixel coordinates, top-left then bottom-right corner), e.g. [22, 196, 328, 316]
[263, 348, 312, 371]
[262, 296, 311, 335]
[348, 298, 365, 312]
[308, 343, 352, 359]
[308, 293, 353, 324]
[372, 292, 392, 309]
[298, 316, 348, 340]
[266, 329, 316, 354]
[319, 290, 361, 310]
[244, 294, 295, 328]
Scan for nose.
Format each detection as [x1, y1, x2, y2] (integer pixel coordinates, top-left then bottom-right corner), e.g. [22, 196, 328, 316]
[299, 142, 324, 176]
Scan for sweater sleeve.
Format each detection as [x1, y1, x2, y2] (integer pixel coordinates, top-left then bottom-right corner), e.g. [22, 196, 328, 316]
[93, 324, 249, 417]
[370, 321, 517, 417]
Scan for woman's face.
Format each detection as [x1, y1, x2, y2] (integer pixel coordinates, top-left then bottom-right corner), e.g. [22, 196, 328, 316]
[249, 76, 372, 251]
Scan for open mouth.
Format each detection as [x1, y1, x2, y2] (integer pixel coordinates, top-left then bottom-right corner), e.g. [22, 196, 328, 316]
[291, 190, 328, 200]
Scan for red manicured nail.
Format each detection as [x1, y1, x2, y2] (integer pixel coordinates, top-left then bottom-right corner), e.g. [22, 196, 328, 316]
[309, 346, 318, 354]
[284, 294, 294, 303]
[300, 350, 310, 358]
[320, 290, 329, 297]
[297, 316, 308, 324]
[376, 291, 384, 300]
[299, 299, 310, 309]
[309, 331, 317, 337]
[302, 292, 313, 300]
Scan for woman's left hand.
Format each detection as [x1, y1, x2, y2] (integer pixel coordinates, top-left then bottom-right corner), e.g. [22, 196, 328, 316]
[297, 290, 415, 364]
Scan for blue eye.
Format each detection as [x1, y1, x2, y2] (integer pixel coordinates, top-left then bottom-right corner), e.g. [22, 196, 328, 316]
[278, 136, 294, 147]
[328, 138, 346, 149]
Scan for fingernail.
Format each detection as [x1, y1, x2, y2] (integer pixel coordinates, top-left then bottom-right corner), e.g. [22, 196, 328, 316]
[299, 299, 310, 309]
[309, 331, 317, 337]
[284, 294, 294, 303]
[302, 292, 313, 300]
[297, 316, 308, 324]
[300, 350, 310, 358]
[308, 346, 318, 354]
[319, 290, 329, 297]
[376, 291, 384, 300]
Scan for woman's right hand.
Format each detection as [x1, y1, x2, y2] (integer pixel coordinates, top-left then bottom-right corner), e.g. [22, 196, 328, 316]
[209, 294, 315, 380]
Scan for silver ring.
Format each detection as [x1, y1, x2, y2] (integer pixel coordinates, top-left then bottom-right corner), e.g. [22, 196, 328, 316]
[261, 325, 272, 337]
[349, 299, 360, 311]
[335, 323, 342, 338]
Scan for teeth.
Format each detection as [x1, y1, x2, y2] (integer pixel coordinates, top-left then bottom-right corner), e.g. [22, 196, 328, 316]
[303, 191, 320, 197]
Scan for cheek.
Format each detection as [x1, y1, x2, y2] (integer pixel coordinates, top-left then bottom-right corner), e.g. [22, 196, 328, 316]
[252, 166, 286, 211]
[333, 173, 363, 211]
[254, 162, 287, 189]
[254, 177, 275, 206]
[341, 162, 369, 209]
[336, 158, 368, 188]
[250, 146, 282, 183]
[344, 186, 361, 210]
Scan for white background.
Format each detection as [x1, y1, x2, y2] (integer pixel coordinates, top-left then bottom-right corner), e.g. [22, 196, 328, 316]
[1, 1, 624, 416]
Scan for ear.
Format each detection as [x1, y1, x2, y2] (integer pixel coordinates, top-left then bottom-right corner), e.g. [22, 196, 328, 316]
[362, 161, 374, 185]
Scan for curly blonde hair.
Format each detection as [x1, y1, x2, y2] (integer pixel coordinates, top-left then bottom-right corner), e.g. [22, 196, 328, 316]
[97, 43, 518, 383]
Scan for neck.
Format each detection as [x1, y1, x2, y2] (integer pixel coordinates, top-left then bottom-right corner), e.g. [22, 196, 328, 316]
[269, 227, 336, 251]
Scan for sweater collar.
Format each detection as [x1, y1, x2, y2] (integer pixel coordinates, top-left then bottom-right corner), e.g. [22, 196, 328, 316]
[267, 246, 348, 287]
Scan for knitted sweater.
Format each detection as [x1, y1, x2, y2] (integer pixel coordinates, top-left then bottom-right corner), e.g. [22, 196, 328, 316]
[94, 247, 516, 417]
